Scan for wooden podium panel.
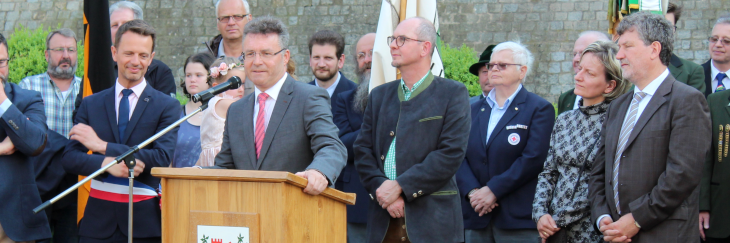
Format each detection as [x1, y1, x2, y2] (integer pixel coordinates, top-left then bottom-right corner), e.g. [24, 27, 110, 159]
[153, 168, 355, 243]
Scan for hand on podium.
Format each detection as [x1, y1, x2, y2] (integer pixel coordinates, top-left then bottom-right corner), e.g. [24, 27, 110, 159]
[295, 169, 328, 196]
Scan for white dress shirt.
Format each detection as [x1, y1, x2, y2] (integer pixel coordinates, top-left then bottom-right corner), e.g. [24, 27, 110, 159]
[253, 73, 288, 133]
[314, 71, 342, 97]
[114, 78, 147, 122]
[573, 94, 583, 110]
[710, 60, 730, 93]
[596, 68, 669, 228]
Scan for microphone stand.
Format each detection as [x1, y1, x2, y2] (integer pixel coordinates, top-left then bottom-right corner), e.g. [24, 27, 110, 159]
[33, 100, 211, 243]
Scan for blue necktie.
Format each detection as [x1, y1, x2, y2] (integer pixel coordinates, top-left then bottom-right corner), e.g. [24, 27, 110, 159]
[118, 89, 133, 142]
[716, 73, 728, 93]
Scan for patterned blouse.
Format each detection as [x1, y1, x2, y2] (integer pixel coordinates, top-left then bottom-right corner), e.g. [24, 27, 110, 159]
[532, 101, 609, 226]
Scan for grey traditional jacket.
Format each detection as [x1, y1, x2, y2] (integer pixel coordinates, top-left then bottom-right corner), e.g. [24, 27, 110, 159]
[354, 73, 471, 243]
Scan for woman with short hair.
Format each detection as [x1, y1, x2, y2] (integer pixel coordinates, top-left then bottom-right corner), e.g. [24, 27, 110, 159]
[532, 40, 631, 243]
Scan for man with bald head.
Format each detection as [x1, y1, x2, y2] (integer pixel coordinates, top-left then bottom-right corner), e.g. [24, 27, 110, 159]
[331, 32, 375, 243]
[354, 17, 470, 243]
[557, 31, 610, 115]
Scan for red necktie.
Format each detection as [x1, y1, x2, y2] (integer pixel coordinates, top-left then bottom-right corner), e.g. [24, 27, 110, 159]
[255, 93, 270, 159]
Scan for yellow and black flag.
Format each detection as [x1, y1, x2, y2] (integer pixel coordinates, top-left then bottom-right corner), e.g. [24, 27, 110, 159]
[77, 0, 115, 223]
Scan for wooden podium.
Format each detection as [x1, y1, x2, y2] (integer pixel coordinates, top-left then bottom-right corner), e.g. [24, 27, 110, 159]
[152, 168, 356, 243]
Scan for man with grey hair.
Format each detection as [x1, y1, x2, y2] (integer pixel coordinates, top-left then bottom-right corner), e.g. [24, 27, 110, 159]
[700, 14, 730, 243]
[20, 28, 81, 243]
[589, 11, 710, 243]
[354, 17, 470, 243]
[331, 32, 375, 243]
[557, 30, 610, 115]
[108, 0, 176, 97]
[206, 0, 252, 59]
[207, 17, 346, 198]
[702, 15, 730, 96]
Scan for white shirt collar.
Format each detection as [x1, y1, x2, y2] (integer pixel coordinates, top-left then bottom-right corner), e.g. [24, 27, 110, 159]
[254, 73, 288, 102]
[115, 78, 147, 98]
[634, 68, 669, 96]
[711, 60, 730, 82]
[486, 84, 523, 109]
[314, 72, 341, 97]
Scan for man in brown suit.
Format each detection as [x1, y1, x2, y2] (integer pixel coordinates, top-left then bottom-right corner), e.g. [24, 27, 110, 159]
[588, 12, 711, 243]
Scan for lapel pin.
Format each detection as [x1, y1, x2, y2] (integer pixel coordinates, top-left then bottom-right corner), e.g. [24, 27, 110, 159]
[481, 108, 485, 112]
[515, 107, 518, 111]
[144, 98, 149, 102]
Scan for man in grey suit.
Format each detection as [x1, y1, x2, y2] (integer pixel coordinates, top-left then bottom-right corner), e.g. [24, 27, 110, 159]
[354, 17, 470, 243]
[588, 12, 711, 243]
[208, 16, 346, 196]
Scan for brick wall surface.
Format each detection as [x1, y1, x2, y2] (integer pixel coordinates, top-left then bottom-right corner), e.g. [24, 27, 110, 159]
[0, 0, 726, 102]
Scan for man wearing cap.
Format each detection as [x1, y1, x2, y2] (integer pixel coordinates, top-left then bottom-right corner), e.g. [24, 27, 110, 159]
[469, 45, 495, 104]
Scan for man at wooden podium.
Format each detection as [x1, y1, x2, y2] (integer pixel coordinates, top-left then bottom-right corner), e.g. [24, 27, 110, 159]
[354, 17, 471, 243]
[205, 16, 346, 196]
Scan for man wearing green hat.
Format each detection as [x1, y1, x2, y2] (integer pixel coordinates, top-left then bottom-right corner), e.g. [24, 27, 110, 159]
[469, 45, 495, 104]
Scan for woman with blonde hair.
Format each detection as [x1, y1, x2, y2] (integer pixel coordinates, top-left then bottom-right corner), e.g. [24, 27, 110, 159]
[532, 40, 631, 243]
[196, 57, 246, 166]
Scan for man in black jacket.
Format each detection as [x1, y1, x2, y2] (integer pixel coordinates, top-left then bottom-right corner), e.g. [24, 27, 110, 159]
[205, 0, 252, 60]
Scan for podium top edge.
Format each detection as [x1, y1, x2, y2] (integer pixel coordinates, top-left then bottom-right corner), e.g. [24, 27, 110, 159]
[151, 168, 356, 205]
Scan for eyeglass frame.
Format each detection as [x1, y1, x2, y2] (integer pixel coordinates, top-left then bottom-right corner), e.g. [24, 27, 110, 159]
[47, 47, 77, 54]
[486, 63, 522, 71]
[242, 48, 288, 62]
[387, 35, 425, 47]
[0, 58, 9, 68]
[357, 49, 373, 61]
[709, 36, 730, 46]
[217, 14, 250, 23]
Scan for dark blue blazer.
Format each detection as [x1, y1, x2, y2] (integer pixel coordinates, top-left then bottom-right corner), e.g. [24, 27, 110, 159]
[62, 84, 180, 239]
[456, 87, 554, 230]
[0, 82, 51, 241]
[331, 89, 369, 224]
[308, 73, 357, 105]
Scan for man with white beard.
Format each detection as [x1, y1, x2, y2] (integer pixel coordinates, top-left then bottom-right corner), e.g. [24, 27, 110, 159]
[331, 33, 375, 243]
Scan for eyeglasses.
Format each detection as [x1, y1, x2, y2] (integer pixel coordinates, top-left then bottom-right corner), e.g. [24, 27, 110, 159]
[243, 48, 287, 62]
[0, 58, 8, 68]
[709, 36, 730, 46]
[486, 63, 521, 71]
[357, 49, 373, 61]
[48, 47, 77, 54]
[217, 14, 249, 23]
[387, 36, 424, 47]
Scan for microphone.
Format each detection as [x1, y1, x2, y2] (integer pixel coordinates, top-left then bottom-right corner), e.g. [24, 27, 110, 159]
[191, 76, 242, 103]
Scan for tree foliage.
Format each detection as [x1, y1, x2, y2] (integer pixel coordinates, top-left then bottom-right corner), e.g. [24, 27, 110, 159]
[7, 24, 84, 84]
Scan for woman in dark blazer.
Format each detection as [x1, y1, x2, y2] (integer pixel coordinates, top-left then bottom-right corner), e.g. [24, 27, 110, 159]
[532, 41, 630, 243]
[456, 41, 555, 242]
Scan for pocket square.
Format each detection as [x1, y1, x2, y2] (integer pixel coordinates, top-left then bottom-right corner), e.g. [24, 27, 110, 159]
[418, 116, 443, 122]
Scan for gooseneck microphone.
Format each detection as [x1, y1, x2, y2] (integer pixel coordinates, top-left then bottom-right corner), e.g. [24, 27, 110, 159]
[191, 76, 242, 103]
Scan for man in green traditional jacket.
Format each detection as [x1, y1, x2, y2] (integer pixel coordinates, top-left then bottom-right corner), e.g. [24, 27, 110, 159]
[665, 2, 706, 93]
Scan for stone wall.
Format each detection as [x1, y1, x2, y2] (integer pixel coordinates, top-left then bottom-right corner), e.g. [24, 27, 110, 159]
[0, 0, 725, 102]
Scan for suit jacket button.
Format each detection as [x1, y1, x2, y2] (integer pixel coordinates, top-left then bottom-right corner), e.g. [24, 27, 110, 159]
[381, 155, 385, 160]
[402, 224, 406, 229]
[418, 190, 423, 195]
[413, 193, 417, 198]
[390, 131, 394, 136]
[401, 237, 406, 241]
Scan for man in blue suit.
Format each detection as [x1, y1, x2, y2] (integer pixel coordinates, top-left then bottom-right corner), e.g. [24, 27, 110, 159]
[307, 30, 356, 101]
[456, 41, 554, 242]
[0, 33, 52, 243]
[332, 33, 375, 242]
[62, 20, 179, 243]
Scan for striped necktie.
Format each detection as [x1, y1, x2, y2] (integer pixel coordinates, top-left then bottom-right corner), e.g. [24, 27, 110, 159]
[254, 93, 270, 159]
[613, 91, 646, 214]
[716, 73, 727, 93]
